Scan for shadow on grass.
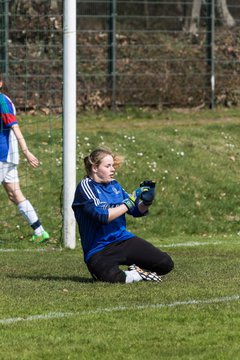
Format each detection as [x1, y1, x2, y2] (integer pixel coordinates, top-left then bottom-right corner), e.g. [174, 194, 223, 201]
[8, 274, 94, 283]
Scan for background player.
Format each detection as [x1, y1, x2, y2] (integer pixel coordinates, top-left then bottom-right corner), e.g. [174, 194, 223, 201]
[0, 77, 49, 243]
[72, 146, 174, 283]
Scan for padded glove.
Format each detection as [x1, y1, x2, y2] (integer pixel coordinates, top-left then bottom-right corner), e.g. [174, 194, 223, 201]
[139, 180, 156, 206]
[122, 186, 150, 211]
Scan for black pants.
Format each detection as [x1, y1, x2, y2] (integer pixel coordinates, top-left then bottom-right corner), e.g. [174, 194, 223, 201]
[87, 236, 174, 283]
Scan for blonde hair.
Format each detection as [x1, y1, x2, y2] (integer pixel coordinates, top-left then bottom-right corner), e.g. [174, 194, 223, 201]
[84, 147, 124, 176]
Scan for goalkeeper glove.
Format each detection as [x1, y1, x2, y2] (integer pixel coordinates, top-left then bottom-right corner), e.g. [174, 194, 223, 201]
[132, 186, 150, 203]
[122, 196, 136, 212]
[139, 180, 156, 206]
[140, 180, 156, 188]
[122, 186, 150, 212]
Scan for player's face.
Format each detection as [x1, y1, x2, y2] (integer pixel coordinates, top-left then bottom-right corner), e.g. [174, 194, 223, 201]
[92, 155, 115, 183]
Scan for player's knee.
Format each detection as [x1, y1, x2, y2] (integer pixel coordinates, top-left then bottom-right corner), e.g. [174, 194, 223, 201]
[163, 253, 174, 274]
[4, 184, 23, 204]
[156, 253, 174, 275]
[165, 255, 174, 273]
[6, 189, 16, 203]
[9, 190, 25, 205]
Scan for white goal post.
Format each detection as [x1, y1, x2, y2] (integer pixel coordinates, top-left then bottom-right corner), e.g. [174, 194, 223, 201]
[63, 0, 77, 249]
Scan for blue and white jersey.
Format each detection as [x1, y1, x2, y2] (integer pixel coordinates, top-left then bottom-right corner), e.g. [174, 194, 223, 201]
[0, 93, 19, 164]
[72, 176, 145, 263]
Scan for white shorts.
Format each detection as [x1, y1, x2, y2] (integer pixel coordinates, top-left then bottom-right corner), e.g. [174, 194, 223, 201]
[0, 162, 19, 183]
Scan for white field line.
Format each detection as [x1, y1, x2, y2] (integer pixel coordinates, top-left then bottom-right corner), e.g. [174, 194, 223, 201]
[0, 295, 239, 325]
[160, 240, 229, 248]
[0, 248, 62, 253]
[0, 239, 239, 253]
[149, 239, 240, 248]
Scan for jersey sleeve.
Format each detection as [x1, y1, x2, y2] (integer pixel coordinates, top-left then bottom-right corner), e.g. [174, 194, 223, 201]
[0, 94, 18, 127]
[72, 178, 109, 225]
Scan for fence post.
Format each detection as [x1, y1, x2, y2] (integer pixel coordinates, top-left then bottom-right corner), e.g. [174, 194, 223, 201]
[206, 0, 215, 109]
[107, 0, 117, 109]
[0, 0, 9, 77]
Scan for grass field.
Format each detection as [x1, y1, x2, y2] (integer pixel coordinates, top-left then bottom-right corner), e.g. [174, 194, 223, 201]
[1, 108, 240, 359]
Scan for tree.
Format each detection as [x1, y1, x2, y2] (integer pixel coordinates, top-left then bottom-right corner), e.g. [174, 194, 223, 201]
[177, 0, 235, 35]
[216, 0, 235, 27]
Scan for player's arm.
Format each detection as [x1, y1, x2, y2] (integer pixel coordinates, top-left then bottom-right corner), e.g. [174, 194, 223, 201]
[108, 204, 128, 222]
[108, 199, 149, 222]
[73, 179, 111, 225]
[11, 124, 39, 168]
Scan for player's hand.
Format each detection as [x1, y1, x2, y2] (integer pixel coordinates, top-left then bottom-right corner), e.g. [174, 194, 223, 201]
[122, 186, 150, 213]
[139, 180, 156, 206]
[24, 150, 40, 168]
[122, 186, 150, 212]
[140, 180, 156, 188]
[132, 186, 150, 203]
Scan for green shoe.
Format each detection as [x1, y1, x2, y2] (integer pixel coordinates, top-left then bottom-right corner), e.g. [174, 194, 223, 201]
[31, 231, 50, 244]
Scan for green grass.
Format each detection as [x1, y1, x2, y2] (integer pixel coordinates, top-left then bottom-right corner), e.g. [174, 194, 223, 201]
[1, 238, 239, 359]
[1, 108, 240, 359]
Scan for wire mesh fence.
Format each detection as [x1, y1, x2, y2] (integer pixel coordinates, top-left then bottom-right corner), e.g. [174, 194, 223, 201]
[0, 0, 240, 111]
[0, 1, 63, 244]
[1, 0, 240, 244]
[77, 0, 240, 109]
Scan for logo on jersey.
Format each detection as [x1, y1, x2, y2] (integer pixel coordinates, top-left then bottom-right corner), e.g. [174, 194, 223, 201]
[112, 186, 120, 195]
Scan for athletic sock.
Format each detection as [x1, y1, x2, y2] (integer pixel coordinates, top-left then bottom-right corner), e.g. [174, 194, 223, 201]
[17, 199, 44, 235]
[124, 270, 142, 283]
[32, 223, 44, 236]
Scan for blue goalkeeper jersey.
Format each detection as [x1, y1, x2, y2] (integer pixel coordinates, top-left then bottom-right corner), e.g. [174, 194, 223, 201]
[72, 176, 146, 263]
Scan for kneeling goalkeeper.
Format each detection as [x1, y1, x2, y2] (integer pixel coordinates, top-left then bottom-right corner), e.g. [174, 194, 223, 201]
[72, 147, 174, 283]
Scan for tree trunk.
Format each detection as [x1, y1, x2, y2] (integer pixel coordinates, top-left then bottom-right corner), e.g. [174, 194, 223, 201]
[216, 0, 235, 27]
[50, 0, 58, 12]
[189, 0, 202, 35]
[183, 0, 235, 34]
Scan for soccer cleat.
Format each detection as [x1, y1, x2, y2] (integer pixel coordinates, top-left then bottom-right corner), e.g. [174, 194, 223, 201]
[31, 230, 50, 244]
[128, 264, 162, 282]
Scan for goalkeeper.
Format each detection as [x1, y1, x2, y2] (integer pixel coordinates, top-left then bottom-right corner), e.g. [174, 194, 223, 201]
[72, 147, 174, 283]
